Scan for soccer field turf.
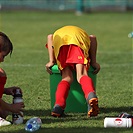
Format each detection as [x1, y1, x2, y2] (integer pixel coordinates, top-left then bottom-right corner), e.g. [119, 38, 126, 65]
[0, 11, 132, 133]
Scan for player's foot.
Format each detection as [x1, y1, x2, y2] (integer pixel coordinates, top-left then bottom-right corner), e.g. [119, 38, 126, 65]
[0, 117, 11, 127]
[51, 105, 64, 117]
[118, 112, 133, 118]
[87, 92, 99, 117]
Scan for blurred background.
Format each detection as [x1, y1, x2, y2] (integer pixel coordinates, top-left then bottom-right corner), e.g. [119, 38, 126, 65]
[0, 0, 133, 13]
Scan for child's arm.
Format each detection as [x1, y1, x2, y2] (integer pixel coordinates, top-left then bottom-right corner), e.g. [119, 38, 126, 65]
[89, 35, 100, 74]
[4, 86, 22, 95]
[45, 34, 55, 74]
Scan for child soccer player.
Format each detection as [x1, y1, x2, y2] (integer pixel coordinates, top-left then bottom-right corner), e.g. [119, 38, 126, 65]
[45, 25, 100, 117]
[0, 32, 25, 126]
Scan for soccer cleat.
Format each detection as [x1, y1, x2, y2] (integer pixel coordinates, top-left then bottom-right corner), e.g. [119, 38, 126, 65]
[0, 117, 11, 127]
[87, 92, 99, 117]
[118, 112, 133, 118]
[51, 105, 64, 117]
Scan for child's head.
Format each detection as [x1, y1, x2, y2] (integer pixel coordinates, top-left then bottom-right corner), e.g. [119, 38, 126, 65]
[0, 32, 13, 62]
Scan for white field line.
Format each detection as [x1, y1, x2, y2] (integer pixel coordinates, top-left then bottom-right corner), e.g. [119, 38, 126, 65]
[0, 51, 132, 68]
[98, 51, 133, 55]
[101, 63, 132, 68]
[1, 64, 44, 67]
[1, 63, 132, 68]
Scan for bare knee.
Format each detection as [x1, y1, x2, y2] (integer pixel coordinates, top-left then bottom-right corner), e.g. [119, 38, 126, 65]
[0, 108, 8, 119]
[77, 75, 85, 83]
[77, 76, 81, 83]
[62, 74, 73, 84]
[76, 64, 88, 83]
[66, 76, 73, 84]
[0, 68, 6, 77]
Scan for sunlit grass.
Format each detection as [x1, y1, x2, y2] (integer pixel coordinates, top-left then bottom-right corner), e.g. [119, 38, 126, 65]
[0, 11, 132, 133]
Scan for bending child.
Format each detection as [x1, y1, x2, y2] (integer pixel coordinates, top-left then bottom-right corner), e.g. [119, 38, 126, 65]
[45, 25, 100, 117]
[0, 32, 25, 126]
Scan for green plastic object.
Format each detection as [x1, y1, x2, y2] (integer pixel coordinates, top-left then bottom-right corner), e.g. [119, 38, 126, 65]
[50, 65, 96, 113]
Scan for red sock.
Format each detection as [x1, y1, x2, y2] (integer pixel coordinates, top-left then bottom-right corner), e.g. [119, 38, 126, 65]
[0, 77, 7, 98]
[55, 80, 70, 109]
[80, 75, 95, 99]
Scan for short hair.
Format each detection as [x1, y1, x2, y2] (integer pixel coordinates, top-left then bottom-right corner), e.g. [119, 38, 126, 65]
[0, 32, 13, 56]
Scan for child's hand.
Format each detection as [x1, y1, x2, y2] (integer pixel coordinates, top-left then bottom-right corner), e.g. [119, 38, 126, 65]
[10, 102, 25, 116]
[4, 87, 22, 96]
[45, 61, 55, 74]
[91, 63, 100, 74]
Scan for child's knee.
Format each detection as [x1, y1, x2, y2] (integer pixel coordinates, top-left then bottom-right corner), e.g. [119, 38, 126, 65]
[0, 68, 6, 77]
[77, 76, 81, 83]
[77, 75, 87, 83]
[63, 76, 73, 84]
[68, 77, 73, 84]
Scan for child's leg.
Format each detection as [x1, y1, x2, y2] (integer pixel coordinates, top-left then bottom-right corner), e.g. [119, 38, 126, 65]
[76, 64, 95, 98]
[76, 64, 99, 117]
[79, 75, 95, 99]
[55, 80, 70, 109]
[52, 67, 73, 117]
[0, 108, 9, 119]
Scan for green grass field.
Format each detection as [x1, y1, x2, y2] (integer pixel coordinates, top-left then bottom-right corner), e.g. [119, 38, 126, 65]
[0, 11, 132, 133]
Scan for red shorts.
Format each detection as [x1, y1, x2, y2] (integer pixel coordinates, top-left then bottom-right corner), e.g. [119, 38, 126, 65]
[57, 44, 88, 70]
